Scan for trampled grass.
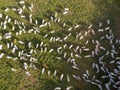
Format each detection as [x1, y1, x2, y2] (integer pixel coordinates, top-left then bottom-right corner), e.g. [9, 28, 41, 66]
[0, 0, 119, 90]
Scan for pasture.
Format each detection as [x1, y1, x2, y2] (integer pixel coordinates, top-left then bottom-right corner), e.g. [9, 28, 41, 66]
[0, 0, 120, 90]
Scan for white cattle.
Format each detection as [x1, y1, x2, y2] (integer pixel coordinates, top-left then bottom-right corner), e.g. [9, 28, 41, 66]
[5, 8, 9, 12]
[19, 1, 25, 4]
[60, 73, 64, 81]
[54, 70, 57, 77]
[26, 71, 31, 76]
[67, 74, 70, 82]
[54, 87, 61, 90]
[88, 24, 92, 29]
[72, 65, 79, 70]
[99, 22, 102, 27]
[42, 68, 45, 75]
[66, 86, 73, 90]
[48, 70, 51, 77]
[0, 13, 2, 18]
[0, 53, 4, 58]
[0, 45, 2, 50]
[11, 68, 17, 72]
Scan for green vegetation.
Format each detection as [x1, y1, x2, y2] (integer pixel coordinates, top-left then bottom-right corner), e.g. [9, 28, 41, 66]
[0, 0, 119, 90]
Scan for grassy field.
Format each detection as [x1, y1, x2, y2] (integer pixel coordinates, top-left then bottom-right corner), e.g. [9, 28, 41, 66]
[0, 0, 120, 90]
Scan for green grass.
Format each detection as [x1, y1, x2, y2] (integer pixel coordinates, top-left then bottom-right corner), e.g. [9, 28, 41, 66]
[0, 0, 120, 90]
